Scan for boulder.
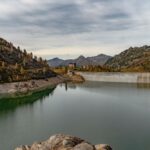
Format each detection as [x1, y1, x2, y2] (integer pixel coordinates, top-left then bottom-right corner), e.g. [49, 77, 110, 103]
[95, 144, 112, 150]
[15, 134, 112, 150]
[8, 89, 17, 94]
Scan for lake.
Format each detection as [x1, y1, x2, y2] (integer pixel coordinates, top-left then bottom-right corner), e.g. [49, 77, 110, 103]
[0, 81, 150, 150]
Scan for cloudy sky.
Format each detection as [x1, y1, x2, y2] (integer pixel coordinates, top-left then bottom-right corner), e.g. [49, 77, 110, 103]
[0, 0, 150, 59]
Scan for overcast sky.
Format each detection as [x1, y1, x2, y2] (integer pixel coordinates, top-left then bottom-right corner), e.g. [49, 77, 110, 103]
[0, 0, 150, 59]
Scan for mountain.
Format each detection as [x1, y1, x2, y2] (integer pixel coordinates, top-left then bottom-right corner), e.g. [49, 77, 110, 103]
[48, 54, 111, 67]
[60, 55, 93, 67]
[48, 57, 64, 67]
[87, 54, 112, 65]
[48, 45, 150, 72]
[105, 45, 150, 72]
[0, 38, 56, 83]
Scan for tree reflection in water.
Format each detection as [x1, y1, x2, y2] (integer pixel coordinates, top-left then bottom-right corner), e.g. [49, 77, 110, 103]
[0, 87, 55, 112]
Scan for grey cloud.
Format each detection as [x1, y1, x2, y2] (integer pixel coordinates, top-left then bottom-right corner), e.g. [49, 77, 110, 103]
[0, 0, 132, 33]
[103, 12, 130, 20]
[0, 0, 150, 58]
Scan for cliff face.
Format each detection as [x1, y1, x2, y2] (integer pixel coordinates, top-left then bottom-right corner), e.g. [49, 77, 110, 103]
[105, 45, 150, 72]
[15, 134, 112, 150]
[0, 38, 56, 83]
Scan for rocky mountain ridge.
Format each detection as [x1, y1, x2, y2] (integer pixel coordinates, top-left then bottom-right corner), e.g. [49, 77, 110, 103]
[48, 54, 111, 67]
[105, 45, 150, 72]
[48, 45, 150, 72]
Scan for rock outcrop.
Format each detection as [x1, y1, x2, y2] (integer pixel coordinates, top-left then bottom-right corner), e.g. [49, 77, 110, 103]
[105, 45, 150, 72]
[15, 134, 112, 150]
[0, 76, 68, 98]
[70, 74, 85, 83]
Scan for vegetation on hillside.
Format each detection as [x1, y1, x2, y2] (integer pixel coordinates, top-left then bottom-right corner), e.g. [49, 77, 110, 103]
[105, 45, 150, 72]
[50, 45, 150, 73]
[0, 38, 56, 83]
[76, 65, 111, 72]
[1, 37, 149, 79]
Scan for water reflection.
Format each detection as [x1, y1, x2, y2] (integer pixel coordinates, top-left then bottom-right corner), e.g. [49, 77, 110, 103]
[0, 81, 150, 150]
[60, 82, 77, 91]
[75, 81, 150, 89]
[0, 88, 55, 113]
[137, 82, 150, 88]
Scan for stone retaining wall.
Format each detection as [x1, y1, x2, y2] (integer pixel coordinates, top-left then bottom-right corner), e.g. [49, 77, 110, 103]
[76, 72, 150, 83]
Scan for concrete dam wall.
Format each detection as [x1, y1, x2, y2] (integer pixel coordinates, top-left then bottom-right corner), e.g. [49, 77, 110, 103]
[76, 72, 150, 83]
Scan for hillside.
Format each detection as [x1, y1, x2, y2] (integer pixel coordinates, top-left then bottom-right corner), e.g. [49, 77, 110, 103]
[106, 45, 150, 72]
[87, 54, 112, 65]
[0, 38, 56, 83]
[48, 54, 111, 67]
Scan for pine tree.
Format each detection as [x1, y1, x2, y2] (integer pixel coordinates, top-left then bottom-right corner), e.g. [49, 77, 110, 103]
[2, 61, 5, 68]
[20, 66, 25, 74]
[15, 63, 19, 69]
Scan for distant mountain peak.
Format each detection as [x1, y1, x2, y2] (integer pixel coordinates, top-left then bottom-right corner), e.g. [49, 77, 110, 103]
[52, 57, 63, 61]
[77, 55, 85, 59]
[97, 54, 109, 57]
[48, 57, 64, 67]
[48, 54, 111, 67]
[53, 57, 59, 59]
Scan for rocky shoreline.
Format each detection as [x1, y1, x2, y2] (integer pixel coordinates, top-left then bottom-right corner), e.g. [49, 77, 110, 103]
[15, 134, 112, 150]
[0, 74, 85, 99]
[68, 74, 85, 83]
[0, 75, 69, 98]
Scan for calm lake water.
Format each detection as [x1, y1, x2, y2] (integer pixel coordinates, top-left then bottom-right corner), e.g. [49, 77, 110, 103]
[0, 81, 150, 150]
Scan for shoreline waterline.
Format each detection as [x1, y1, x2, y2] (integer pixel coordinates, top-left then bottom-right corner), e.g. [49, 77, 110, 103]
[0, 75, 68, 99]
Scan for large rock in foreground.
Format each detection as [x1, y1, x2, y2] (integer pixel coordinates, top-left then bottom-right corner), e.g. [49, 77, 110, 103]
[15, 134, 112, 150]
